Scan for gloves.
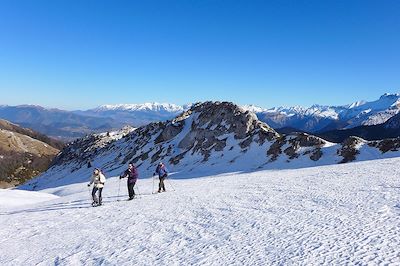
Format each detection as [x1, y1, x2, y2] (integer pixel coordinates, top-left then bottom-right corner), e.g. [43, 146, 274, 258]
[119, 176, 123, 179]
[87, 184, 91, 187]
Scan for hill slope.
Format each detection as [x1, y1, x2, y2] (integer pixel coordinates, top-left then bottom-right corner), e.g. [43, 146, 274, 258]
[0, 120, 61, 188]
[21, 101, 400, 192]
[0, 119, 64, 149]
[0, 105, 118, 141]
[2, 158, 400, 264]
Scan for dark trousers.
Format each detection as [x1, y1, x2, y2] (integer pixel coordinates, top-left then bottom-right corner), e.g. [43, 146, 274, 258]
[128, 181, 136, 199]
[92, 187, 103, 204]
[159, 175, 166, 192]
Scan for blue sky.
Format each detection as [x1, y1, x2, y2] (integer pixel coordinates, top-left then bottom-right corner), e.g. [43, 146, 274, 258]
[0, 0, 399, 110]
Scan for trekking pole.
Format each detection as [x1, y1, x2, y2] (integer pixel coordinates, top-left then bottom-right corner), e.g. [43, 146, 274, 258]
[135, 183, 141, 199]
[87, 185, 92, 203]
[117, 178, 121, 201]
[152, 174, 155, 194]
[166, 177, 176, 192]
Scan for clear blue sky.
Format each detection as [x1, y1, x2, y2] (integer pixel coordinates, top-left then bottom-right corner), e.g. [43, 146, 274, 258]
[0, 0, 399, 110]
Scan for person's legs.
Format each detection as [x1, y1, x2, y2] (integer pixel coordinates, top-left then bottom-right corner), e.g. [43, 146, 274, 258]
[127, 182, 132, 198]
[128, 182, 135, 199]
[159, 176, 166, 192]
[98, 188, 103, 205]
[92, 187, 98, 203]
[158, 177, 162, 192]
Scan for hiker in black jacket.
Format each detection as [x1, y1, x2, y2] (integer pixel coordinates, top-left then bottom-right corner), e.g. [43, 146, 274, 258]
[120, 163, 138, 200]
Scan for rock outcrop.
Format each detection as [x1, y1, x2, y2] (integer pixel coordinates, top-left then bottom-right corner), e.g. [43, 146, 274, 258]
[22, 101, 400, 191]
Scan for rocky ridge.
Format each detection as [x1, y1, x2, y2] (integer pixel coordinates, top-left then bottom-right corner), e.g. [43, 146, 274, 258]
[22, 102, 400, 191]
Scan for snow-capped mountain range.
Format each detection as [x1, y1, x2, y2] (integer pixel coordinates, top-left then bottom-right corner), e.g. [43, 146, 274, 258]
[1, 93, 400, 141]
[22, 101, 400, 192]
[74, 102, 192, 131]
[254, 93, 400, 132]
[92, 102, 189, 113]
[6, 101, 400, 265]
[83, 93, 400, 133]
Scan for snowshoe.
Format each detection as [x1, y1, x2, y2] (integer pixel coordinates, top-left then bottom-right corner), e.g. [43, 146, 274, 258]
[92, 201, 102, 207]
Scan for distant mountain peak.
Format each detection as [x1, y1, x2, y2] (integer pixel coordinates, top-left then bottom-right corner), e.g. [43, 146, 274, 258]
[94, 102, 188, 113]
[256, 93, 400, 132]
[380, 92, 400, 99]
[241, 104, 266, 113]
[346, 100, 367, 109]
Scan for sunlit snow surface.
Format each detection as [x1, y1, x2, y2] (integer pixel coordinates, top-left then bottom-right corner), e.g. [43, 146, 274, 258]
[1, 158, 400, 265]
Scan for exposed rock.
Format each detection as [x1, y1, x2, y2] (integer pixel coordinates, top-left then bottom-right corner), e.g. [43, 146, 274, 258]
[154, 121, 184, 144]
[338, 136, 364, 163]
[369, 137, 400, 153]
[25, 101, 400, 191]
[284, 145, 300, 159]
[310, 148, 323, 161]
[267, 137, 286, 162]
[289, 133, 326, 147]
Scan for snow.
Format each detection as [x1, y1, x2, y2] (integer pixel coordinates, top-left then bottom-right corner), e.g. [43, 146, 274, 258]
[241, 104, 266, 113]
[18, 102, 400, 196]
[347, 100, 367, 109]
[349, 93, 400, 111]
[1, 158, 400, 265]
[0, 189, 58, 208]
[258, 93, 400, 130]
[94, 103, 188, 113]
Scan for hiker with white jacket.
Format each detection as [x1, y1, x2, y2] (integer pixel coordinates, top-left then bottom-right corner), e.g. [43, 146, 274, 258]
[87, 168, 106, 206]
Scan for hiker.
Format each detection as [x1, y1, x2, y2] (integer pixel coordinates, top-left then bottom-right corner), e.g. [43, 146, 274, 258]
[120, 163, 138, 200]
[87, 168, 106, 206]
[155, 162, 168, 193]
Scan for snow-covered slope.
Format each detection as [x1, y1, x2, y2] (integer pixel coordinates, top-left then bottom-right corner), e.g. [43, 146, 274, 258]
[385, 112, 400, 129]
[315, 109, 400, 143]
[20, 101, 400, 193]
[0, 189, 58, 207]
[2, 158, 400, 265]
[257, 93, 400, 132]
